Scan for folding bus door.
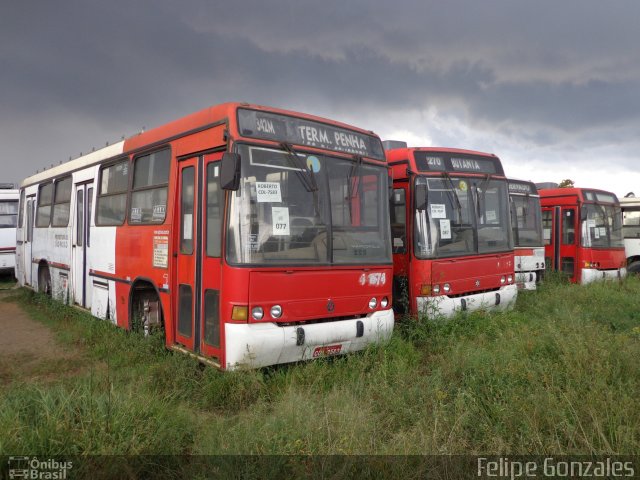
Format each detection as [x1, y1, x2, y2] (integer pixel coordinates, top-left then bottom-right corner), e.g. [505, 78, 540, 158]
[174, 153, 224, 362]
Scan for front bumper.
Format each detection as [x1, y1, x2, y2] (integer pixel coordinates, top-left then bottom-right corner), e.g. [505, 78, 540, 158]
[581, 267, 627, 284]
[224, 309, 394, 370]
[417, 283, 518, 319]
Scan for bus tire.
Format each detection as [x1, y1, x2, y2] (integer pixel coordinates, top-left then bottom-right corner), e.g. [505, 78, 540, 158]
[38, 264, 52, 296]
[627, 261, 640, 275]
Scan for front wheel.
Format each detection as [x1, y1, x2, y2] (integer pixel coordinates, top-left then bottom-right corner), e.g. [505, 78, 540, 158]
[627, 261, 640, 275]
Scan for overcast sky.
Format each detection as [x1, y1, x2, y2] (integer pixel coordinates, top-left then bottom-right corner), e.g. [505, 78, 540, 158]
[2, 1, 639, 197]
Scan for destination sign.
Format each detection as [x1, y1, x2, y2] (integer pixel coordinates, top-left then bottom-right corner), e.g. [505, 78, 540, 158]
[413, 152, 502, 175]
[237, 108, 385, 160]
[508, 181, 537, 195]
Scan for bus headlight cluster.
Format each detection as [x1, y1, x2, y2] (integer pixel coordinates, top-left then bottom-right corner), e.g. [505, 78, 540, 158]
[252, 305, 283, 320]
[368, 297, 378, 309]
[507, 275, 513, 283]
[500, 276, 506, 284]
[380, 297, 389, 308]
[443, 283, 451, 293]
[433, 284, 441, 294]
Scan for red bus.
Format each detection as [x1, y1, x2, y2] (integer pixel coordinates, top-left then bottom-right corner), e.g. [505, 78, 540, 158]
[385, 143, 517, 318]
[0, 184, 19, 274]
[508, 179, 544, 290]
[539, 187, 626, 283]
[15, 103, 394, 369]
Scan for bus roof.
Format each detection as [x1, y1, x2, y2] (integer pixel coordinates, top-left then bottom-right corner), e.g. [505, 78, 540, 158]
[539, 187, 619, 205]
[20, 103, 383, 189]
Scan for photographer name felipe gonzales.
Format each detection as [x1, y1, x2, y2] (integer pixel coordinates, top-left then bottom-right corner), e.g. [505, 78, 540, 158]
[477, 457, 636, 479]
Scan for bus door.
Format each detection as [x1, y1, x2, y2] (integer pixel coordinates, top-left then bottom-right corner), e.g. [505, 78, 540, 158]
[23, 195, 35, 285]
[72, 182, 92, 307]
[548, 205, 578, 280]
[174, 153, 224, 361]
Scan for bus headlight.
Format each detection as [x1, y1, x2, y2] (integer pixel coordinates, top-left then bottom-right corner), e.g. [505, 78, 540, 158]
[433, 284, 440, 294]
[500, 276, 506, 284]
[507, 275, 513, 283]
[270, 305, 282, 319]
[443, 283, 451, 293]
[368, 297, 377, 309]
[251, 306, 264, 320]
[380, 297, 389, 308]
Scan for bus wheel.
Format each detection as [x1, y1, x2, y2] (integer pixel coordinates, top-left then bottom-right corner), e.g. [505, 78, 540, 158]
[131, 287, 163, 336]
[627, 261, 640, 275]
[38, 265, 52, 296]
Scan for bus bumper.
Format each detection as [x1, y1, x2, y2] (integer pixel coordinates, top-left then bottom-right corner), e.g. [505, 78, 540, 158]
[417, 283, 518, 318]
[224, 309, 395, 370]
[515, 271, 539, 290]
[0, 251, 15, 273]
[581, 267, 627, 284]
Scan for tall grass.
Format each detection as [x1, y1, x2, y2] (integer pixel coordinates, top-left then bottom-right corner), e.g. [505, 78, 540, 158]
[1, 276, 639, 457]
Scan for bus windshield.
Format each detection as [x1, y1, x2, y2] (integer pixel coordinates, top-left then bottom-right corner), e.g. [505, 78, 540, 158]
[510, 195, 543, 247]
[581, 203, 624, 248]
[226, 144, 391, 265]
[0, 200, 18, 228]
[414, 176, 511, 259]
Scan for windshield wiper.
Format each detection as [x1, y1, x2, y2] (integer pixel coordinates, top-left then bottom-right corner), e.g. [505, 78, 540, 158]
[475, 174, 492, 222]
[441, 172, 463, 223]
[345, 155, 364, 223]
[280, 142, 317, 192]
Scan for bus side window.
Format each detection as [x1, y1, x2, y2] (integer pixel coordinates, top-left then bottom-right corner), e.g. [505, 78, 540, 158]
[206, 162, 223, 257]
[130, 149, 170, 224]
[52, 176, 72, 227]
[97, 160, 129, 226]
[36, 182, 53, 227]
[391, 188, 406, 253]
[562, 209, 575, 244]
[542, 210, 552, 245]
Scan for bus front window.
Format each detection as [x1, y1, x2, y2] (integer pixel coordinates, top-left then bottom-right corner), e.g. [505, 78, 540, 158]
[226, 145, 391, 265]
[414, 176, 511, 258]
[582, 203, 624, 248]
[510, 195, 543, 247]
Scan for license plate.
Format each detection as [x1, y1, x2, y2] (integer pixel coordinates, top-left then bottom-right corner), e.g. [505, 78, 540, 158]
[312, 344, 343, 358]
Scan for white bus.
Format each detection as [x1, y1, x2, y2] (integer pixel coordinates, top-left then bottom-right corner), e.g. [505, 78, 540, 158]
[0, 184, 19, 275]
[620, 194, 640, 274]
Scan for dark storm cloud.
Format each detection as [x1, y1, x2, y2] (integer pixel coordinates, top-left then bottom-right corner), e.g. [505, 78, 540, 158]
[1, 0, 639, 190]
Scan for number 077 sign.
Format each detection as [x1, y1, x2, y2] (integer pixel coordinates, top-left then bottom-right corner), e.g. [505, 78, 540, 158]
[272, 207, 290, 236]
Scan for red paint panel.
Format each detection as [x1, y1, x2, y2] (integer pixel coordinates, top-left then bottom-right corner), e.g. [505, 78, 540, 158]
[248, 268, 392, 323]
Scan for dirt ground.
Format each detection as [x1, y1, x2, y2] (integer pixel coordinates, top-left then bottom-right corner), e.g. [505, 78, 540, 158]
[0, 288, 79, 383]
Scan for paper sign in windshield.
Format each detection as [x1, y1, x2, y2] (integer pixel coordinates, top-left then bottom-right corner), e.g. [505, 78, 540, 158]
[439, 219, 452, 239]
[272, 207, 290, 236]
[430, 204, 446, 219]
[256, 182, 282, 203]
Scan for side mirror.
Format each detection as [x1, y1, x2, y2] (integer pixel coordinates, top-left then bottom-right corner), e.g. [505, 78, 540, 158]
[415, 184, 428, 211]
[220, 153, 241, 191]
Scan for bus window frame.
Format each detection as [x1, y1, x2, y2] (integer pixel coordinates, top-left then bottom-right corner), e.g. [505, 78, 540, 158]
[129, 147, 171, 225]
[96, 157, 130, 227]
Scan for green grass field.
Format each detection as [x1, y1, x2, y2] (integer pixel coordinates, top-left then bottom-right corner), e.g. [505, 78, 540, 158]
[1, 275, 639, 463]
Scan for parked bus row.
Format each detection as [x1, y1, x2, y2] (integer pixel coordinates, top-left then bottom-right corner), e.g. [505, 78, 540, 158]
[9, 102, 628, 369]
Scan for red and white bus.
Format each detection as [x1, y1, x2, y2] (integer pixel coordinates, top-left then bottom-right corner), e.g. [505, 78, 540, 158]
[508, 179, 544, 290]
[16, 103, 394, 369]
[386, 143, 517, 318]
[539, 187, 626, 283]
[620, 194, 640, 275]
[0, 184, 19, 274]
